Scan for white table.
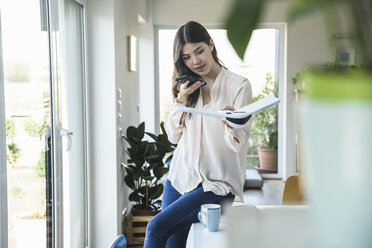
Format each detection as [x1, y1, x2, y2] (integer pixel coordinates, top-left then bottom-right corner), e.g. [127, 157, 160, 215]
[186, 205, 312, 248]
[186, 216, 228, 248]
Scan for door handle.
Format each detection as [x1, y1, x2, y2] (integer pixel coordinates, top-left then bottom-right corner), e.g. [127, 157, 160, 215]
[59, 128, 73, 151]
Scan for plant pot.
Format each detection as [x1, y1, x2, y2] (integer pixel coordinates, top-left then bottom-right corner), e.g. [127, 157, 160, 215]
[257, 147, 277, 172]
[126, 206, 160, 246]
[300, 71, 372, 247]
[131, 205, 160, 229]
[131, 205, 160, 217]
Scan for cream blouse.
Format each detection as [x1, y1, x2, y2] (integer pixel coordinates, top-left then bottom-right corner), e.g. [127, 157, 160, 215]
[165, 67, 252, 202]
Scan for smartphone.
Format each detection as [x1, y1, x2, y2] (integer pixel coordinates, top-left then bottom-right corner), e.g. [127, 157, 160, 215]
[175, 75, 206, 87]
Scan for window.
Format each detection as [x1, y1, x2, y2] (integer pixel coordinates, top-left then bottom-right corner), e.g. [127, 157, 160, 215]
[156, 24, 285, 177]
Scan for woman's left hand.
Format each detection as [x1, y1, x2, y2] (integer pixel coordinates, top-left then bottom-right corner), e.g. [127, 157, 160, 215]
[220, 105, 235, 129]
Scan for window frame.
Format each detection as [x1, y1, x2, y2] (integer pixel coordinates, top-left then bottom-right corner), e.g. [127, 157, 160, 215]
[154, 23, 287, 178]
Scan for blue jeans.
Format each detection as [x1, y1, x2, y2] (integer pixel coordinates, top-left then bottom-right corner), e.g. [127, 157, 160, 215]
[144, 179, 235, 248]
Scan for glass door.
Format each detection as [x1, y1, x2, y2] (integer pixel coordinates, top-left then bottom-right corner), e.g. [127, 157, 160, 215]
[48, 0, 88, 247]
[0, 0, 88, 247]
[1, 1, 51, 246]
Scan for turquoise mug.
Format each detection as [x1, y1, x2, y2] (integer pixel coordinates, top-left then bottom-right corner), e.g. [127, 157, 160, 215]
[198, 204, 221, 232]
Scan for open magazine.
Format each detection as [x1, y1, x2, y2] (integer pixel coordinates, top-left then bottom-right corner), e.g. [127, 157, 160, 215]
[168, 96, 280, 128]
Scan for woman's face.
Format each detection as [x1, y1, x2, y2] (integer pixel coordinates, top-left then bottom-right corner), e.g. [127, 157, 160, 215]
[181, 41, 214, 76]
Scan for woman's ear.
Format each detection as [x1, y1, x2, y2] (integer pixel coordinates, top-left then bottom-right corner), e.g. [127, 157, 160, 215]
[209, 38, 214, 51]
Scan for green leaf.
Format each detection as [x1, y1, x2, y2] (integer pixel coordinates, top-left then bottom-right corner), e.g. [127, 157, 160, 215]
[137, 122, 145, 140]
[145, 132, 158, 142]
[139, 185, 148, 195]
[160, 121, 177, 147]
[157, 135, 174, 153]
[146, 163, 156, 171]
[225, 0, 265, 60]
[146, 143, 158, 156]
[126, 166, 144, 180]
[129, 191, 141, 202]
[143, 176, 155, 181]
[153, 167, 169, 178]
[126, 126, 137, 140]
[149, 184, 164, 200]
[124, 165, 136, 174]
[160, 121, 166, 134]
[144, 169, 151, 177]
[124, 175, 135, 190]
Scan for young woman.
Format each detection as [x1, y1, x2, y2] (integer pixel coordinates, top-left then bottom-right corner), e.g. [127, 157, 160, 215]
[144, 21, 252, 248]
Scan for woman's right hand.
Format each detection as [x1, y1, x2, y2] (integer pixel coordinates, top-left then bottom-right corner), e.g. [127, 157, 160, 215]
[176, 80, 204, 104]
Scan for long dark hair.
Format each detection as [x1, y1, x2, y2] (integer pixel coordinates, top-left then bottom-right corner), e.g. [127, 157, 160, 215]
[172, 21, 223, 109]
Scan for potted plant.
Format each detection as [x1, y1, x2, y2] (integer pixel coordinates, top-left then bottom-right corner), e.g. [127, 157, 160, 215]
[250, 73, 278, 172]
[122, 121, 175, 213]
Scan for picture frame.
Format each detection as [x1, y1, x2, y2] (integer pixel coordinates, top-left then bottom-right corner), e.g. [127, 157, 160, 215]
[335, 47, 355, 65]
[128, 35, 137, 71]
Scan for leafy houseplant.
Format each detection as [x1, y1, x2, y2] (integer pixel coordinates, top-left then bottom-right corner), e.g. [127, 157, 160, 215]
[250, 73, 278, 171]
[251, 73, 278, 149]
[122, 122, 174, 211]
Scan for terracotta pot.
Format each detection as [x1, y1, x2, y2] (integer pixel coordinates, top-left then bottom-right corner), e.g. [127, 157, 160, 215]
[257, 147, 277, 171]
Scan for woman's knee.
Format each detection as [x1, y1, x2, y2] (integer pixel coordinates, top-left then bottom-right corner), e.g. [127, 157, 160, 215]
[144, 215, 168, 247]
[146, 217, 158, 235]
[146, 214, 168, 238]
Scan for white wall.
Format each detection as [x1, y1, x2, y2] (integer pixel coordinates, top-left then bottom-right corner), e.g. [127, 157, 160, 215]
[113, 0, 141, 238]
[139, 0, 157, 133]
[153, 0, 231, 25]
[86, 0, 140, 246]
[86, 0, 117, 246]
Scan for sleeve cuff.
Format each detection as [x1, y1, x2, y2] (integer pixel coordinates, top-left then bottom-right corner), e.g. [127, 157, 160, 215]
[224, 125, 241, 138]
[173, 99, 186, 106]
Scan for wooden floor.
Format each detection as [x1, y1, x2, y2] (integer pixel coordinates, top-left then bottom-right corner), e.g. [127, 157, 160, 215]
[242, 179, 285, 205]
